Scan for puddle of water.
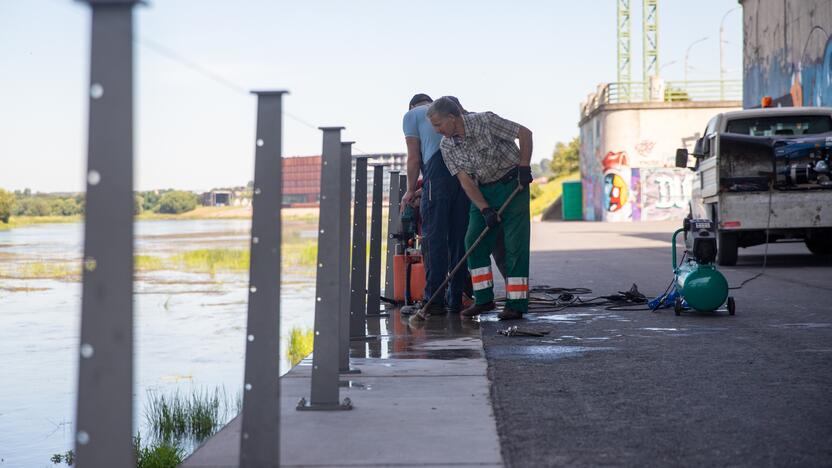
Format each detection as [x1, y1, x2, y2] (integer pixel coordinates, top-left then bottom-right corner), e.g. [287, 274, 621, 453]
[772, 323, 832, 329]
[486, 344, 616, 360]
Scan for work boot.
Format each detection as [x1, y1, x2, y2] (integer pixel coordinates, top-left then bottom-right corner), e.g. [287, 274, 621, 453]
[461, 301, 496, 318]
[498, 306, 524, 321]
[400, 300, 444, 316]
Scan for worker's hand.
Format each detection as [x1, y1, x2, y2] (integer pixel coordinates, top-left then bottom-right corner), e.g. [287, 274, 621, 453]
[481, 207, 501, 228]
[518, 165, 533, 187]
[401, 190, 416, 213]
[411, 188, 422, 207]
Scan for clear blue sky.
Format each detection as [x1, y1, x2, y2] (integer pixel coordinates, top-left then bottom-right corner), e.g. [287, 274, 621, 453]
[0, 0, 742, 192]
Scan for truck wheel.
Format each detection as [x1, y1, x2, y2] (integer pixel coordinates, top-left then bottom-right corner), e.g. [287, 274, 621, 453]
[805, 238, 832, 255]
[717, 231, 738, 266]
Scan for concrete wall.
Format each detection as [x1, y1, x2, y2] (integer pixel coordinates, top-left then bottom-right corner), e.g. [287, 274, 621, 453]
[579, 102, 741, 221]
[742, 0, 832, 108]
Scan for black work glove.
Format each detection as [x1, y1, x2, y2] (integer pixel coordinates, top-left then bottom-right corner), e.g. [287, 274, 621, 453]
[518, 165, 533, 187]
[481, 207, 501, 229]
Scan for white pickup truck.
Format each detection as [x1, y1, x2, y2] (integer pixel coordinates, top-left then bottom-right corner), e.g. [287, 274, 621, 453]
[676, 107, 832, 265]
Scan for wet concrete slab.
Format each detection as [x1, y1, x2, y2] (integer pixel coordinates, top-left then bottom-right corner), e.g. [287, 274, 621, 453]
[183, 312, 503, 467]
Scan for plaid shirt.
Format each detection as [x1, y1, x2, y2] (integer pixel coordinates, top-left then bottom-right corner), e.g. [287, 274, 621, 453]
[440, 112, 521, 184]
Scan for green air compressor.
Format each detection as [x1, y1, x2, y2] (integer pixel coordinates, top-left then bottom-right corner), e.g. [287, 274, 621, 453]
[670, 218, 735, 316]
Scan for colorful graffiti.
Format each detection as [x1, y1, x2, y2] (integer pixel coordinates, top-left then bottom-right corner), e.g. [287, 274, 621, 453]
[602, 151, 632, 221]
[580, 119, 604, 221]
[743, 2, 832, 108]
[637, 168, 693, 221]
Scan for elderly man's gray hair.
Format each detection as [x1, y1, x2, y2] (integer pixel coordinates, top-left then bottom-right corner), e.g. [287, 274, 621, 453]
[426, 96, 462, 119]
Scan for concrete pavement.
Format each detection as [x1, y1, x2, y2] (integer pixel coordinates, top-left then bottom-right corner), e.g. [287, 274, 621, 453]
[482, 220, 832, 467]
[183, 319, 503, 467]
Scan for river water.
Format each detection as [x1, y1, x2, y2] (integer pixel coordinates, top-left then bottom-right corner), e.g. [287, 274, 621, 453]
[0, 220, 317, 467]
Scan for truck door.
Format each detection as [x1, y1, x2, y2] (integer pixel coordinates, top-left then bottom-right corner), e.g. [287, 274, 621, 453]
[698, 116, 720, 199]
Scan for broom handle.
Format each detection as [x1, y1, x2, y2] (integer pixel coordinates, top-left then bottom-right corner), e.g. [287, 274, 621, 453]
[418, 183, 524, 315]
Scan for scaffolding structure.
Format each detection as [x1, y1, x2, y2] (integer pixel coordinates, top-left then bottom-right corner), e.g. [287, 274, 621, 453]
[642, 0, 660, 81]
[616, 0, 632, 101]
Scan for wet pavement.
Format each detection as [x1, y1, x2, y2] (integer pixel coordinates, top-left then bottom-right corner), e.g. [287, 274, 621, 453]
[482, 220, 832, 467]
[183, 309, 503, 467]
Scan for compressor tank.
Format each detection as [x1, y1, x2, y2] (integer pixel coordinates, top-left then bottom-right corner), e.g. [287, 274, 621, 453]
[675, 262, 729, 312]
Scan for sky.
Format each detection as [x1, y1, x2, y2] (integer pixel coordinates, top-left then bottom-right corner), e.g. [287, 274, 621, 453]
[0, 0, 743, 193]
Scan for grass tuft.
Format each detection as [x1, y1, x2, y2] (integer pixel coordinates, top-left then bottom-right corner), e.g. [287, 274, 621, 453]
[144, 387, 230, 444]
[287, 326, 315, 366]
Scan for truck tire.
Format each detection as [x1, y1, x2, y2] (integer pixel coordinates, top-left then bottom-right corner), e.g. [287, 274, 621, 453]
[805, 238, 832, 255]
[717, 231, 738, 266]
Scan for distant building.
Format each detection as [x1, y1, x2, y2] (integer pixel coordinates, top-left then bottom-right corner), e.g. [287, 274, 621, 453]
[202, 190, 232, 206]
[284, 153, 407, 206]
[283, 156, 321, 206]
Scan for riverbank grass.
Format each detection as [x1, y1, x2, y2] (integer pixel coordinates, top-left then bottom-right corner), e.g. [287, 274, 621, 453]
[145, 387, 229, 443]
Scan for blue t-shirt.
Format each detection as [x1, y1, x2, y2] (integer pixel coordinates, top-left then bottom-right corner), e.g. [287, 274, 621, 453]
[402, 105, 442, 165]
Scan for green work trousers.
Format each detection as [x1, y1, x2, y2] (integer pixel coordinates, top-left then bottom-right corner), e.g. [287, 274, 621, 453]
[466, 180, 530, 313]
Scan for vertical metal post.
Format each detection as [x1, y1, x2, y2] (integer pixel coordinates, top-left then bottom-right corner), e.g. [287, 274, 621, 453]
[298, 127, 352, 411]
[366, 164, 386, 318]
[383, 171, 401, 302]
[399, 173, 407, 209]
[239, 90, 287, 468]
[75, 2, 139, 466]
[338, 142, 360, 374]
[349, 156, 370, 339]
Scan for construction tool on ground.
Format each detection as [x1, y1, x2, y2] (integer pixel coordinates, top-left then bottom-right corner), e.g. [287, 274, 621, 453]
[391, 203, 425, 305]
[660, 218, 735, 316]
[412, 183, 524, 321]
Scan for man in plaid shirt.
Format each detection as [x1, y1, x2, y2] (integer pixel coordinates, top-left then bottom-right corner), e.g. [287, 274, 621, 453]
[427, 97, 534, 320]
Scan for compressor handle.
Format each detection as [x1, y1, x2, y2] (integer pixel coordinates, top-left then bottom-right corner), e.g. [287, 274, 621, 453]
[671, 228, 685, 270]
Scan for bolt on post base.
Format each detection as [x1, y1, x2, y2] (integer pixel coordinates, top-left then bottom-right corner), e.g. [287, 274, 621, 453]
[296, 397, 353, 411]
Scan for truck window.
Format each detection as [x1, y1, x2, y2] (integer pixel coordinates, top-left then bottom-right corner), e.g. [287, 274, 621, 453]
[725, 115, 832, 136]
[705, 116, 719, 136]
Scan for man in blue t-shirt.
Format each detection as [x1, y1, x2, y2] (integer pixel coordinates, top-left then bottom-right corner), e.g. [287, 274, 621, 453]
[400, 93, 470, 315]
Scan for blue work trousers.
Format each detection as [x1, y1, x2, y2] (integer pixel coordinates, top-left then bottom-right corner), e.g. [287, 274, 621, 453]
[420, 151, 470, 308]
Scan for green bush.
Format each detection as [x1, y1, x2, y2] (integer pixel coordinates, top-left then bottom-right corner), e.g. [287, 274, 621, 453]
[0, 189, 14, 223]
[156, 191, 198, 214]
[134, 434, 183, 468]
[134, 195, 144, 215]
[549, 137, 580, 179]
[15, 197, 52, 216]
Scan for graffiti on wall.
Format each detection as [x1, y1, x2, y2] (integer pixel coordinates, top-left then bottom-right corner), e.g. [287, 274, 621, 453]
[580, 120, 604, 221]
[743, 2, 832, 108]
[602, 151, 632, 221]
[637, 168, 693, 221]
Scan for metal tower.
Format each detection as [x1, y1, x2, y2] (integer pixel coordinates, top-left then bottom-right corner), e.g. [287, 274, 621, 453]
[617, 0, 632, 100]
[642, 0, 659, 80]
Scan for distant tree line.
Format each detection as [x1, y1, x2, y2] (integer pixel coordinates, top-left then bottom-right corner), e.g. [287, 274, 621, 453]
[0, 188, 201, 223]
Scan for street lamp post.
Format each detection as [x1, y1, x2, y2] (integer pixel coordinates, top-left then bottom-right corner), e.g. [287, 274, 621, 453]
[684, 36, 709, 86]
[720, 7, 740, 100]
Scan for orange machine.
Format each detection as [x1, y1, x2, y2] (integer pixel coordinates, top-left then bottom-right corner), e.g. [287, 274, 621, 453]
[393, 250, 425, 303]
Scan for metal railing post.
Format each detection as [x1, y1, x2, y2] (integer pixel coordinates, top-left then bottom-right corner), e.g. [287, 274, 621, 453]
[298, 127, 352, 411]
[239, 90, 287, 467]
[75, 1, 140, 466]
[349, 156, 371, 339]
[383, 171, 401, 303]
[339, 142, 360, 374]
[366, 164, 387, 318]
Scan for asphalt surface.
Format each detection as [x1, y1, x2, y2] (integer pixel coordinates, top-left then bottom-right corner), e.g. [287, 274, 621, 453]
[480, 220, 832, 467]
